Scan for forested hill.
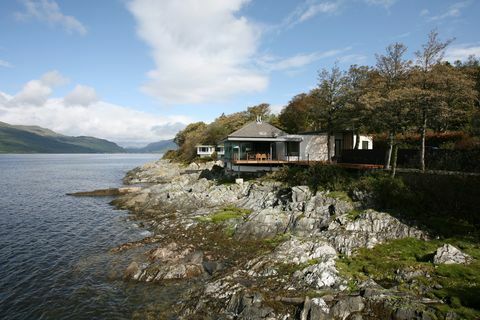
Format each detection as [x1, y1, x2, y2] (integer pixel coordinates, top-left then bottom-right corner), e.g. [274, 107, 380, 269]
[125, 139, 177, 153]
[0, 121, 125, 153]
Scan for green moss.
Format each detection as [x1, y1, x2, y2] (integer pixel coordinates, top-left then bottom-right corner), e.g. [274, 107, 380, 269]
[336, 237, 480, 318]
[264, 233, 291, 248]
[196, 206, 252, 224]
[346, 209, 364, 220]
[326, 191, 352, 202]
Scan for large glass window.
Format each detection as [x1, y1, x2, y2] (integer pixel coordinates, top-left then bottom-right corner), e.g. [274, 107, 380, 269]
[286, 141, 299, 156]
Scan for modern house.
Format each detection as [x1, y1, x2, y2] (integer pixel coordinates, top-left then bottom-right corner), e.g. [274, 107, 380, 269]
[196, 144, 225, 158]
[223, 119, 372, 172]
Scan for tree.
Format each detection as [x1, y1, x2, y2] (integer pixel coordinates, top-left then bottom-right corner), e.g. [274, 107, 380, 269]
[246, 103, 271, 121]
[342, 65, 373, 149]
[365, 42, 412, 175]
[312, 64, 348, 163]
[413, 30, 454, 171]
[174, 122, 207, 147]
[278, 93, 316, 133]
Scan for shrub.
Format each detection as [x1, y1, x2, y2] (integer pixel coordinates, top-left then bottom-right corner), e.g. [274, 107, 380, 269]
[274, 164, 350, 192]
[349, 172, 414, 211]
[162, 149, 178, 160]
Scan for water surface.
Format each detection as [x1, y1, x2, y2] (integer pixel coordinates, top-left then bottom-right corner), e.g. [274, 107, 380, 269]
[0, 154, 177, 319]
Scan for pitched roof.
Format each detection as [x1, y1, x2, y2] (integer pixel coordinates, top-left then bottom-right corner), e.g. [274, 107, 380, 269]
[228, 121, 286, 138]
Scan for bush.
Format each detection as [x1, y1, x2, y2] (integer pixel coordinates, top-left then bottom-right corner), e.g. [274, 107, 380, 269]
[349, 172, 413, 211]
[275, 164, 350, 192]
[162, 149, 178, 160]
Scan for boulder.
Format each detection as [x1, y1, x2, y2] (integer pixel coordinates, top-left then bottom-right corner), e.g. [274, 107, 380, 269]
[330, 296, 365, 320]
[234, 208, 290, 240]
[433, 244, 472, 265]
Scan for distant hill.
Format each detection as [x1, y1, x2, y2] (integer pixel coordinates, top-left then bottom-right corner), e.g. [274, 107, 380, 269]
[0, 121, 125, 153]
[126, 139, 177, 153]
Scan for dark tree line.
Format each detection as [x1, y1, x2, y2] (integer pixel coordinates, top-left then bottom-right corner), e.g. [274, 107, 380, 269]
[278, 31, 479, 174]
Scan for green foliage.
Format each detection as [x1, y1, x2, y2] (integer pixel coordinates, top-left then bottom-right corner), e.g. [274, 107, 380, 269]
[349, 172, 413, 210]
[274, 164, 350, 192]
[162, 149, 178, 160]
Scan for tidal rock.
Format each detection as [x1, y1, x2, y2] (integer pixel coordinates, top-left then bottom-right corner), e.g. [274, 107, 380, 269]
[433, 244, 472, 265]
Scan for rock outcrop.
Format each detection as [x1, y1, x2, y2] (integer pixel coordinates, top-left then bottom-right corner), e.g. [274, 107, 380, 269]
[108, 159, 441, 319]
[433, 244, 472, 265]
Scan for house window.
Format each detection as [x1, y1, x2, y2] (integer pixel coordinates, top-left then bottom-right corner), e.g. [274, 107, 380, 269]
[199, 147, 210, 153]
[362, 141, 369, 149]
[285, 141, 299, 156]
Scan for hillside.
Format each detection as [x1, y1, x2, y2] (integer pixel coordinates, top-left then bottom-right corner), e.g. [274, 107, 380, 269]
[0, 121, 125, 153]
[126, 139, 177, 153]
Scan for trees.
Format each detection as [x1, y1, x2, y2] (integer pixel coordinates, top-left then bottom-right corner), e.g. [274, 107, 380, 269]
[412, 31, 454, 171]
[366, 42, 412, 174]
[342, 65, 373, 149]
[278, 93, 316, 133]
[311, 64, 348, 163]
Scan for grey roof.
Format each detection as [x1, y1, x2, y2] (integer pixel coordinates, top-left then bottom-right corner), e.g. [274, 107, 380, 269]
[228, 121, 286, 139]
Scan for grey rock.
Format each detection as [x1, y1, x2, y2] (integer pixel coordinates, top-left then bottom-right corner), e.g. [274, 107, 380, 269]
[433, 244, 472, 265]
[330, 296, 365, 320]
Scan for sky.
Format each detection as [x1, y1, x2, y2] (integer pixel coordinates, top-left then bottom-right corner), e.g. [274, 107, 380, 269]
[0, 0, 479, 147]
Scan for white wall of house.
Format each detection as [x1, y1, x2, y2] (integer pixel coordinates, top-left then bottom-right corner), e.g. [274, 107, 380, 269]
[197, 145, 215, 158]
[300, 134, 333, 161]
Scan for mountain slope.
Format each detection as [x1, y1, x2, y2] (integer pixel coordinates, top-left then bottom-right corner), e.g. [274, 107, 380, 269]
[0, 122, 125, 153]
[126, 139, 177, 153]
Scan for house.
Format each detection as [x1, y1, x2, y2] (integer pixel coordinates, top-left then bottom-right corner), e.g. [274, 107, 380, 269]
[223, 119, 372, 172]
[196, 144, 225, 158]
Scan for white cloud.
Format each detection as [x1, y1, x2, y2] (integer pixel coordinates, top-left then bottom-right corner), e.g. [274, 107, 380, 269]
[0, 59, 13, 68]
[426, 1, 470, 22]
[364, 0, 397, 8]
[420, 9, 429, 16]
[40, 70, 69, 87]
[299, 2, 340, 22]
[258, 47, 351, 72]
[0, 75, 191, 147]
[444, 44, 480, 62]
[16, 0, 87, 35]
[283, 1, 342, 28]
[64, 85, 99, 107]
[8, 70, 68, 107]
[338, 53, 368, 64]
[128, 0, 268, 104]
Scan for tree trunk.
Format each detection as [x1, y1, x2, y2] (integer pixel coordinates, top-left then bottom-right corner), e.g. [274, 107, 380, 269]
[354, 131, 360, 150]
[327, 131, 332, 163]
[385, 132, 394, 169]
[391, 144, 398, 178]
[420, 111, 427, 172]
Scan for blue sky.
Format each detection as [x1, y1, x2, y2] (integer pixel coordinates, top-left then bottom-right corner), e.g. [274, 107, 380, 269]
[0, 0, 479, 146]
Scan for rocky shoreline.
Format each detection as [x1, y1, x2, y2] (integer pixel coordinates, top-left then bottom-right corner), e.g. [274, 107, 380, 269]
[99, 159, 472, 319]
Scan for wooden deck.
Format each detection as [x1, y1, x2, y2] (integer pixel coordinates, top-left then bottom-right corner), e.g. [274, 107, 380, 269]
[231, 159, 384, 170]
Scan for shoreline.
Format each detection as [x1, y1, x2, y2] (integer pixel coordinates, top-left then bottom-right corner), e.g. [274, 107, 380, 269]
[95, 159, 477, 319]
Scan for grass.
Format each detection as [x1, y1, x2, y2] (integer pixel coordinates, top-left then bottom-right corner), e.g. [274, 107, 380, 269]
[325, 191, 352, 202]
[346, 209, 364, 220]
[196, 205, 252, 224]
[336, 237, 480, 319]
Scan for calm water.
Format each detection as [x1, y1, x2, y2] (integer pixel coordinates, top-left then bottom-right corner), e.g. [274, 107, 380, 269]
[0, 154, 180, 320]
